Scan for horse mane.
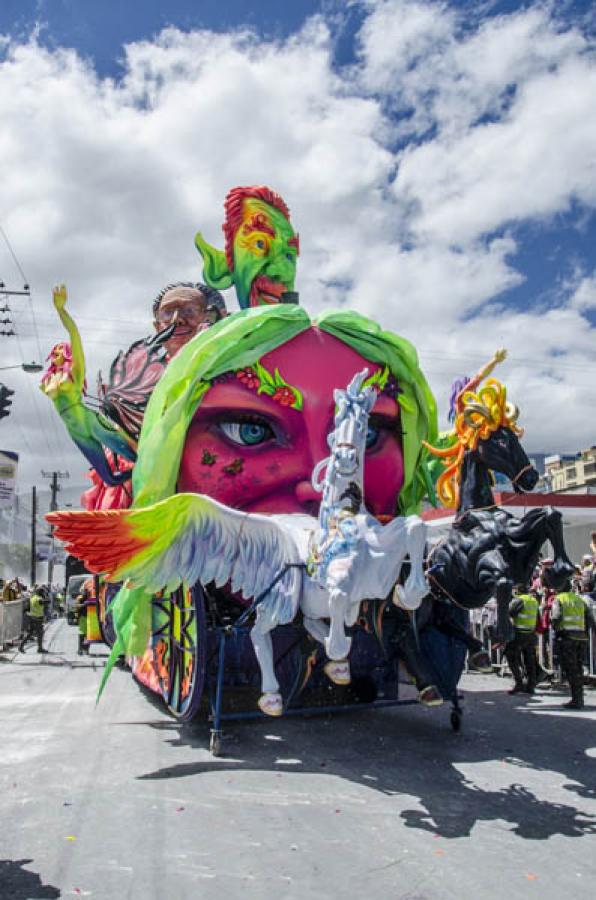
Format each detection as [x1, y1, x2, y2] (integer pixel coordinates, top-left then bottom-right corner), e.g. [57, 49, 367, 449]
[425, 377, 521, 508]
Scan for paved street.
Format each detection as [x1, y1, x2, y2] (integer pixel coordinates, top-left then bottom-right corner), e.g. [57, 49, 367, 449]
[1, 619, 595, 900]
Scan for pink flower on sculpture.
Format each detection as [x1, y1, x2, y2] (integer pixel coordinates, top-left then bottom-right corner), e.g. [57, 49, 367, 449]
[236, 367, 260, 390]
[273, 386, 296, 407]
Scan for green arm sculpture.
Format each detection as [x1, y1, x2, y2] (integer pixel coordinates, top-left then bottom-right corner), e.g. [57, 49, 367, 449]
[41, 284, 137, 485]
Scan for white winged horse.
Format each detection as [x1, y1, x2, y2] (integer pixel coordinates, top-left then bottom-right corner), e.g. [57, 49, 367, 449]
[48, 370, 428, 716]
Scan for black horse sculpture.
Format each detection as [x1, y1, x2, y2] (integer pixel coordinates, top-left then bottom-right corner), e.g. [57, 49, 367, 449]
[427, 424, 575, 639]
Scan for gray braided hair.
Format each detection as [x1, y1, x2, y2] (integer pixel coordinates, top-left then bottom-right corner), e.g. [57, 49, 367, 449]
[152, 282, 227, 318]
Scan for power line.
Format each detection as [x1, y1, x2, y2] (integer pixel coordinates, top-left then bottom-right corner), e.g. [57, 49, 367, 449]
[416, 349, 596, 374]
[11, 323, 55, 457]
[0, 223, 70, 458]
[0, 223, 29, 285]
[27, 291, 45, 366]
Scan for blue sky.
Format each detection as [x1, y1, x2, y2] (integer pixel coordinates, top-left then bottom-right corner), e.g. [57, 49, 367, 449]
[0, 0, 594, 489]
[0, 1, 323, 75]
[4, 0, 592, 321]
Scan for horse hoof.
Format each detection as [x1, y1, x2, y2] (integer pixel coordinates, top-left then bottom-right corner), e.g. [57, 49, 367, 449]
[324, 660, 351, 685]
[418, 685, 443, 707]
[258, 692, 283, 717]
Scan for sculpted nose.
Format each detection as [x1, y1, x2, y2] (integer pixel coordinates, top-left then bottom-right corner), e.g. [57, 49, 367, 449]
[265, 253, 293, 283]
[295, 480, 321, 515]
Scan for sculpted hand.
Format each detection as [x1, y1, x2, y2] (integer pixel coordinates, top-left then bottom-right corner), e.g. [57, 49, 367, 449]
[494, 348, 507, 364]
[53, 284, 68, 312]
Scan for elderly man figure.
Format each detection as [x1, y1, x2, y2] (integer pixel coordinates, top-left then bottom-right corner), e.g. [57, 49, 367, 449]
[152, 281, 227, 360]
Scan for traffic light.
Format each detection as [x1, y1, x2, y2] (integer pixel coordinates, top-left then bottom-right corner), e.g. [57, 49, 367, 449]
[0, 383, 14, 419]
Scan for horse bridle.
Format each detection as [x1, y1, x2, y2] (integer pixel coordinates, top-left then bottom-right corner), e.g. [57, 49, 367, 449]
[510, 464, 534, 488]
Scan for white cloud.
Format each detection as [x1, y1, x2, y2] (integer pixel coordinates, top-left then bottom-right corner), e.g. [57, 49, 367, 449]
[569, 272, 596, 311]
[394, 56, 596, 245]
[0, 0, 594, 499]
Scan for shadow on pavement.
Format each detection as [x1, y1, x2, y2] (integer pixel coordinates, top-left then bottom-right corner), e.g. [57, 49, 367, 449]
[0, 859, 61, 899]
[9, 652, 106, 669]
[134, 687, 596, 841]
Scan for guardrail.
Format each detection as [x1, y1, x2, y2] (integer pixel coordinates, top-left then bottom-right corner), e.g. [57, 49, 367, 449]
[469, 603, 596, 680]
[0, 598, 26, 649]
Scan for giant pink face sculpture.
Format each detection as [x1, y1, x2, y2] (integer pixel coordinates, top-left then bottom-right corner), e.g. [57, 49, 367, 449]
[178, 328, 404, 516]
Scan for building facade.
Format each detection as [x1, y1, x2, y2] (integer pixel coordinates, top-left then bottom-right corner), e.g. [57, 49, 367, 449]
[544, 448, 596, 494]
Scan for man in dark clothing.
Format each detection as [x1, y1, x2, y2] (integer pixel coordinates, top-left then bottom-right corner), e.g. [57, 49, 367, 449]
[431, 596, 492, 673]
[505, 587, 539, 695]
[386, 602, 444, 707]
[19, 587, 47, 653]
[551, 579, 596, 709]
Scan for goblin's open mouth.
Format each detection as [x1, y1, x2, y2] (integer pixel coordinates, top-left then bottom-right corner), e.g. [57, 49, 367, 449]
[250, 276, 287, 307]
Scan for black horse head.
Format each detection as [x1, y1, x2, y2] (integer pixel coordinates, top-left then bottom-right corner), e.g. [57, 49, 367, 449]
[475, 426, 539, 493]
[459, 426, 538, 513]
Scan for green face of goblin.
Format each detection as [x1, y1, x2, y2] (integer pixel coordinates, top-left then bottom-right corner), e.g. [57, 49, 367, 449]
[195, 193, 299, 309]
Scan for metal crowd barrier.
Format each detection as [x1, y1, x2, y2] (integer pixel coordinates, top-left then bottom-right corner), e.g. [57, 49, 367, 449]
[0, 598, 26, 649]
[469, 605, 596, 682]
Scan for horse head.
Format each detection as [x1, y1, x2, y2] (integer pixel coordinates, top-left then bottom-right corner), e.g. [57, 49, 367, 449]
[474, 425, 539, 493]
[427, 375, 540, 511]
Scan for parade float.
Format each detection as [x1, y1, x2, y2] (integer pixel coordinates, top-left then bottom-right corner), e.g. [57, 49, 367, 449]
[42, 185, 574, 753]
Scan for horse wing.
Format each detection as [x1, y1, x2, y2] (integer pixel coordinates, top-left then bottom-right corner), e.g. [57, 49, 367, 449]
[47, 493, 303, 610]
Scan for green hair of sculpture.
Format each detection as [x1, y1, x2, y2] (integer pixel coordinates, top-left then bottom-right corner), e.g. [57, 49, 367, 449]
[134, 304, 438, 513]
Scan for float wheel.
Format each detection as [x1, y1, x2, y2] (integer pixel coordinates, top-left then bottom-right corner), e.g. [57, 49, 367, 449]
[97, 583, 119, 648]
[152, 583, 207, 722]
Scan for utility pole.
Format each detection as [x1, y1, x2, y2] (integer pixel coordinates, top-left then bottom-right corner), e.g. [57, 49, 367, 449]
[30, 485, 36, 587]
[0, 281, 30, 296]
[0, 282, 29, 337]
[42, 470, 69, 587]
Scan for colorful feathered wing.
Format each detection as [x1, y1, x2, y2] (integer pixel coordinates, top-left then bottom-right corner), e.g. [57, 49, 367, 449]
[47, 493, 303, 615]
[96, 329, 172, 443]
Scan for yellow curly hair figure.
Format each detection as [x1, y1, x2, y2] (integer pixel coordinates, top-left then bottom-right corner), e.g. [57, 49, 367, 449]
[425, 350, 522, 509]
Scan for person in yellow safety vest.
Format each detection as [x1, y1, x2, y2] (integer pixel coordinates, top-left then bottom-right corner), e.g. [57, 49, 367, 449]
[504, 586, 539, 695]
[551, 578, 596, 709]
[18, 586, 48, 653]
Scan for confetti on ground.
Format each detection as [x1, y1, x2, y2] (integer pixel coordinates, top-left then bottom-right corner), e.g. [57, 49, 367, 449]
[66, 835, 77, 841]
[176, 807, 185, 812]
[525, 873, 538, 881]
[434, 850, 446, 857]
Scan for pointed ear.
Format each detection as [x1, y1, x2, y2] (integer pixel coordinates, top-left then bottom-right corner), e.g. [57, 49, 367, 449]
[194, 233, 234, 289]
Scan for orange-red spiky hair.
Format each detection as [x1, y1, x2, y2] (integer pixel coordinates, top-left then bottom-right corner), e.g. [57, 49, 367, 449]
[223, 185, 292, 270]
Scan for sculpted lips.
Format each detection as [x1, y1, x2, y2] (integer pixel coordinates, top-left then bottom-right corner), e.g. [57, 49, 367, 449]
[250, 276, 287, 307]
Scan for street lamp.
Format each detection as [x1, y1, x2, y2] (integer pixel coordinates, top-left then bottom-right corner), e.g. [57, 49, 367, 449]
[0, 362, 43, 373]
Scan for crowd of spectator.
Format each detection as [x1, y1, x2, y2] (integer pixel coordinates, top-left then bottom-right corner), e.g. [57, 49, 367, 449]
[0, 579, 66, 653]
[469, 530, 596, 707]
[0, 577, 64, 614]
